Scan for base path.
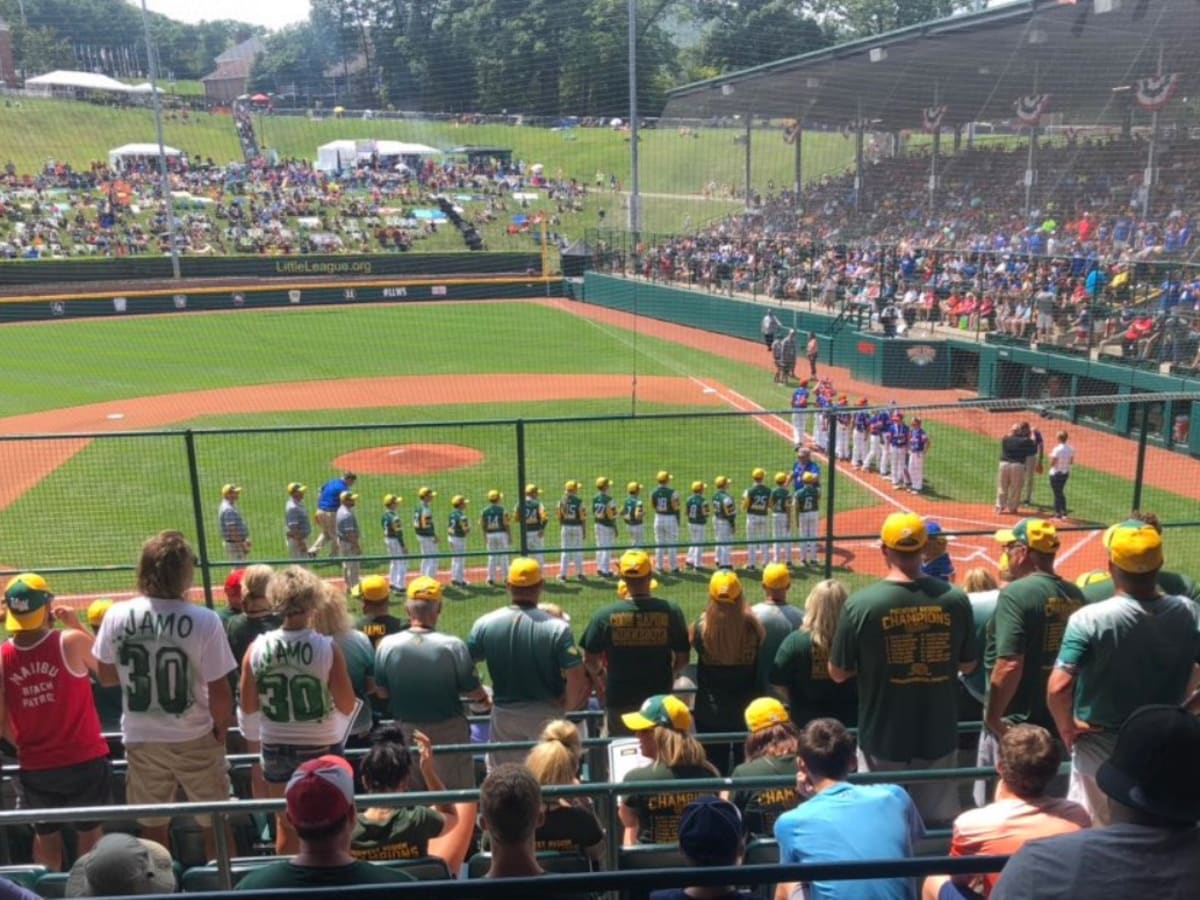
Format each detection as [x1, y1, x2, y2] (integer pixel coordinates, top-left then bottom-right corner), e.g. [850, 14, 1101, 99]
[544, 298, 1200, 502]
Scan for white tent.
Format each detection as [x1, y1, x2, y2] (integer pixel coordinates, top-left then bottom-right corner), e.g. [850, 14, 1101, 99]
[26, 70, 133, 96]
[108, 143, 185, 169]
[127, 83, 164, 94]
[315, 139, 442, 173]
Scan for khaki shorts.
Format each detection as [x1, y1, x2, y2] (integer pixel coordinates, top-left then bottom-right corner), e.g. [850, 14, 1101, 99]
[126, 732, 231, 827]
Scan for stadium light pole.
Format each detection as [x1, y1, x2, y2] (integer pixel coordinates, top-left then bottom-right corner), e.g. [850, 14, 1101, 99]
[627, 0, 641, 245]
[139, 0, 182, 281]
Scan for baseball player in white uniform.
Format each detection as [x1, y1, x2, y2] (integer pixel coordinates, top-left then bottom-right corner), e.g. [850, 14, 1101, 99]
[650, 471, 681, 574]
[790, 383, 811, 447]
[592, 478, 618, 577]
[907, 417, 930, 494]
[557, 480, 586, 580]
[712, 476, 736, 569]
[685, 481, 709, 570]
[794, 472, 820, 564]
[218, 484, 250, 561]
[283, 483, 311, 559]
[517, 484, 547, 565]
[381, 493, 407, 590]
[851, 401, 870, 469]
[335, 490, 362, 589]
[742, 468, 772, 569]
[769, 472, 793, 566]
[481, 489, 511, 585]
[622, 482, 645, 547]
[413, 487, 439, 578]
[447, 495, 471, 587]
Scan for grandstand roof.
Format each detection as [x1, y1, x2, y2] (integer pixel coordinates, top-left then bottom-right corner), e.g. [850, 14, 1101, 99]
[665, 0, 1200, 130]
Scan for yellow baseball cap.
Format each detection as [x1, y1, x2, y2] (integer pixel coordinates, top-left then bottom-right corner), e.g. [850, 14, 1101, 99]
[619, 549, 652, 577]
[221, 483, 241, 496]
[994, 518, 1060, 554]
[339, 490, 358, 503]
[802, 471, 818, 484]
[1075, 569, 1112, 588]
[691, 481, 706, 493]
[744, 697, 789, 734]
[774, 471, 788, 485]
[709, 569, 742, 604]
[507, 557, 543, 587]
[656, 470, 672, 484]
[596, 476, 610, 490]
[4, 574, 51, 633]
[383, 493, 401, 506]
[621, 694, 693, 733]
[752, 467, 766, 481]
[287, 482, 307, 495]
[87, 597, 113, 628]
[565, 480, 579, 492]
[880, 512, 927, 552]
[406, 576, 443, 602]
[487, 489, 501, 502]
[762, 563, 791, 591]
[357, 574, 391, 603]
[418, 486, 435, 499]
[627, 482, 642, 494]
[452, 495, 468, 507]
[525, 484, 539, 495]
[1103, 520, 1164, 574]
[714, 475, 730, 488]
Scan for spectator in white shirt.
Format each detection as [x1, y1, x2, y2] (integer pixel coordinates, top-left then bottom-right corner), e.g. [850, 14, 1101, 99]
[1048, 431, 1075, 520]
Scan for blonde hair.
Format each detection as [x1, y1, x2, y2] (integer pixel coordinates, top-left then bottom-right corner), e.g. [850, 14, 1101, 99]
[311, 582, 354, 635]
[539, 719, 582, 766]
[801, 579, 848, 650]
[654, 728, 719, 774]
[267, 566, 323, 620]
[240, 565, 274, 611]
[696, 593, 764, 667]
[525, 739, 578, 789]
[962, 567, 999, 594]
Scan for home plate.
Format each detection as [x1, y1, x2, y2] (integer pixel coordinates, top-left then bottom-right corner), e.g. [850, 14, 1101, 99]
[106, 413, 125, 420]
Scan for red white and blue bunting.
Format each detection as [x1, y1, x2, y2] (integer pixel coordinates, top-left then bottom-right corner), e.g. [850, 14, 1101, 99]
[922, 105, 947, 132]
[1134, 73, 1180, 111]
[1014, 93, 1051, 125]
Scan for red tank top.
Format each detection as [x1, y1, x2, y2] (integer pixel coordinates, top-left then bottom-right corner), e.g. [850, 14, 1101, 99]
[1, 631, 109, 770]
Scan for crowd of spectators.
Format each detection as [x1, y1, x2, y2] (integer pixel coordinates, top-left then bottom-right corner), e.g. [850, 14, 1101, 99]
[0, 152, 589, 261]
[1, 512, 1199, 897]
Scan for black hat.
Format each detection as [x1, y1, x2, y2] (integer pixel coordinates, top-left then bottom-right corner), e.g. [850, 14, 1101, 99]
[1096, 705, 1200, 825]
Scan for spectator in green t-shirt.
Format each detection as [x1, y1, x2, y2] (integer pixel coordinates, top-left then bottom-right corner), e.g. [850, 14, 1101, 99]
[829, 512, 976, 827]
[726, 697, 801, 836]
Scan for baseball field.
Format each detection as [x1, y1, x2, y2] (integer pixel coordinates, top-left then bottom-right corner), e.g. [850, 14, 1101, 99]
[1, 294, 1198, 637]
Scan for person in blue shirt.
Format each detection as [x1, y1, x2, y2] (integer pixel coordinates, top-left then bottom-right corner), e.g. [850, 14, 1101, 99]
[774, 718, 924, 900]
[312, 471, 357, 557]
[920, 521, 955, 583]
[791, 447, 821, 491]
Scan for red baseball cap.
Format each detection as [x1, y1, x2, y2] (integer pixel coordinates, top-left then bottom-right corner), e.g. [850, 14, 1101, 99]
[224, 569, 245, 601]
[285, 755, 355, 830]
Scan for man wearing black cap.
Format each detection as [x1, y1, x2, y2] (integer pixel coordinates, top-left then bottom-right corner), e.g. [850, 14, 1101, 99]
[993, 705, 1200, 898]
[649, 797, 756, 900]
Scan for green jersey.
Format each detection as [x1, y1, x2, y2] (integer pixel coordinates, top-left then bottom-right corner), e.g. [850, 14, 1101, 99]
[376, 628, 480, 722]
[794, 484, 820, 515]
[518, 498, 547, 533]
[712, 490, 736, 522]
[481, 503, 509, 533]
[769, 487, 792, 514]
[466, 605, 582, 705]
[580, 596, 690, 714]
[622, 496, 645, 525]
[830, 577, 975, 760]
[744, 483, 772, 515]
[352, 807, 446, 861]
[730, 754, 799, 836]
[448, 508, 470, 538]
[770, 628, 858, 728]
[621, 761, 716, 845]
[558, 493, 585, 526]
[381, 509, 405, 544]
[984, 572, 1085, 729]
[413, 502, 435, 536]
[593, 492, 617, 530]
[650, 486, 679, 518]
[686, 493, 709, 524]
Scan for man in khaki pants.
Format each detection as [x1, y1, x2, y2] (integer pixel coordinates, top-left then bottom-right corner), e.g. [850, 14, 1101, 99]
[996, 424, 1035, 514]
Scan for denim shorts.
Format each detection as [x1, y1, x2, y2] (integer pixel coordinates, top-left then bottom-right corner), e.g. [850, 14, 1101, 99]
[261, 742, 341, 784]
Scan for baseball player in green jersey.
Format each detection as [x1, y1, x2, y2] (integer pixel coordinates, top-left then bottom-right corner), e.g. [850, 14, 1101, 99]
[413, 487, 438, 578]
[381, 493, 407, 591]
[517, 484, 548, 565]
[742, 468, 772, 569]
[481, 489, 511, 586]
[557, 480, 586, 580]
[448, 495, 471, 587]
[592, 477, 619, 578]
[794, 471, 820, 564]
[769, 472, 793, 566]
[712, 475, 737, 569]
[622, 482, 646, 546]
[685, 481, 710, 571]
[650, 470, 682, 574]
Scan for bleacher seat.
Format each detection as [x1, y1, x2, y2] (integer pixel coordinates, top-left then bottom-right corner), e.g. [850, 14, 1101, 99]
[33, 871, 68, 899]
[744, 840, 780, 900]
[618, 845, 688, 900]
[181, 855, 452, 891]
[0, 865, 45, 889]
[466, 850, 591, 879]
[915, 828, 952, 857]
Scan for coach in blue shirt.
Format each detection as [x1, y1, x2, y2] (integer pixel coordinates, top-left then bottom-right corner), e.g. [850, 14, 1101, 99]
[312, 471, 356, 557]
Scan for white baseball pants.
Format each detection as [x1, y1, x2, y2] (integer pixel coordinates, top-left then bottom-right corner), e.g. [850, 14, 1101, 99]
[771, 512, 792, 564]
[654, 517, 680, 572]
[559, 525, 584, 578]
[714, 519, 735, 568]
[417, 534, 439, 577]
[746, 515, 769, 567]
[450, 535, 468, 584]
[385, 536, 407, 588]
[687, 523, 706, 568]
[798, 511, 819, 563]
[595, 524, 616, 575]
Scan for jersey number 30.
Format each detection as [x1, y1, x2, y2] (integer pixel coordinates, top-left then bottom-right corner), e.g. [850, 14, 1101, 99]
[257, 673, 326, 723]
[119, 644, 191, 715]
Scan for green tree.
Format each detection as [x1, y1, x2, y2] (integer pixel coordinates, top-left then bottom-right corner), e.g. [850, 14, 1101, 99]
[248, 22, 333, 105]
[823, 0, 966, 38]
[693, 0, 830, 72]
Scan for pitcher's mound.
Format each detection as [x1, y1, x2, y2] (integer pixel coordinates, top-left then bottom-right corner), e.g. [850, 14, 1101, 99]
[333, 444, 484, 475]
